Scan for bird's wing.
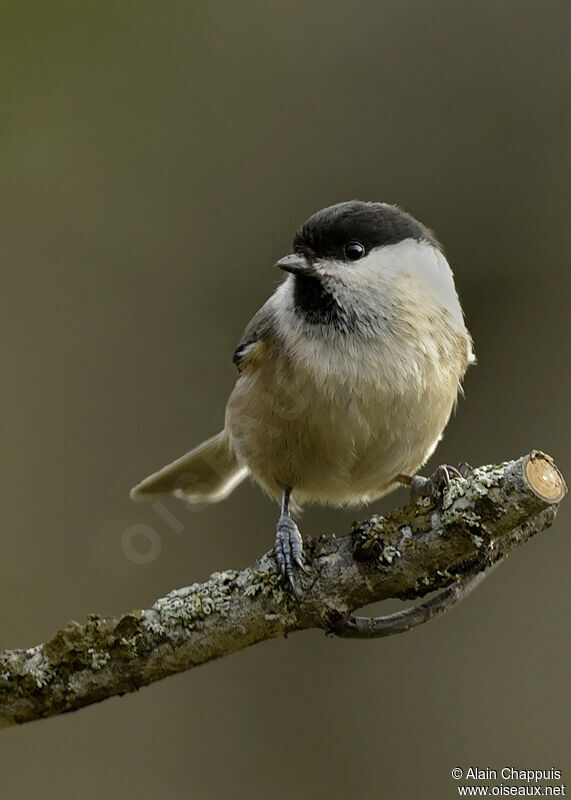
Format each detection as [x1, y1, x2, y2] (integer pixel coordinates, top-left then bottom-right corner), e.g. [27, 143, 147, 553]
[232, 301, 275, 374]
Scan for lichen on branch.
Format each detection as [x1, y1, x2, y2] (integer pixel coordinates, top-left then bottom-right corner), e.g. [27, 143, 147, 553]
[0, 451, 566, 729]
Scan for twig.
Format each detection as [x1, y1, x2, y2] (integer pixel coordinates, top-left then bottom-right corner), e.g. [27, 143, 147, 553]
[0, 451, 565, 729]
[335, 563, 497, 638]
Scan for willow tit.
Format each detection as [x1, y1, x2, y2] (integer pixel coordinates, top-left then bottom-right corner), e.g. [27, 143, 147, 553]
[131, 200, 474, 587]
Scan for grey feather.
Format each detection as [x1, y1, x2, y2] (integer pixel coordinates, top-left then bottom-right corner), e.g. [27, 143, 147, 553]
[130, 431, 248, 503]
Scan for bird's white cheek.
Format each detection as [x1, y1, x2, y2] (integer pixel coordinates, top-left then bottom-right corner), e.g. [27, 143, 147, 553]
[319, 241, 465, 326]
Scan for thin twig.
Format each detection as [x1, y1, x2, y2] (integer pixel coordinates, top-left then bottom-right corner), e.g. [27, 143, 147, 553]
[335, 563, 497, 638]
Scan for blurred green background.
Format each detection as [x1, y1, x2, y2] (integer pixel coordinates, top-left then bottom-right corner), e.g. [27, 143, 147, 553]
[2, 2, 570, 798]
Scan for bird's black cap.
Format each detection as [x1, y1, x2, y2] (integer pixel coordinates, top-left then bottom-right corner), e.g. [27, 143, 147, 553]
[293, 200, 440, 261]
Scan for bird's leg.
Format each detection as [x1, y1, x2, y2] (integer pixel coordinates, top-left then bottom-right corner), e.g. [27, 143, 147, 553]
[274, 487, 309, 591]
[397, 462, 473, 503]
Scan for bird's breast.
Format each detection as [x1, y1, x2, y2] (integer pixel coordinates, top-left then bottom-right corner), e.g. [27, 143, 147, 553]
[226, 292, 472, 505]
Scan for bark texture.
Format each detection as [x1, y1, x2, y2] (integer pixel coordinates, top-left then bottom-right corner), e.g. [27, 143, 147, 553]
[0, 451, 566, 729]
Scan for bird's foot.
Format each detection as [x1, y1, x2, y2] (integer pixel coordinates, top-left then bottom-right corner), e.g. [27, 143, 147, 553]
[274, 514, 309, 592]
[398, 462, 473, 504]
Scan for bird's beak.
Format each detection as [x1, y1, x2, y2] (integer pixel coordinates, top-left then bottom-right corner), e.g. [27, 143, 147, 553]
[275, 253, 315, 276]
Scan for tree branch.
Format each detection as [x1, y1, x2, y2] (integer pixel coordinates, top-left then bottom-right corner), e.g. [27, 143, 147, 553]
[0, 451, 566, 729]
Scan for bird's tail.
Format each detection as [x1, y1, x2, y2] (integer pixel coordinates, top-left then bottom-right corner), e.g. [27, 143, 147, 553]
[130, 430, 248, 504]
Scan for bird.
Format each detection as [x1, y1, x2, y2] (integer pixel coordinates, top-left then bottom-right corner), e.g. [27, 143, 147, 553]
[130, 200, 474, 589]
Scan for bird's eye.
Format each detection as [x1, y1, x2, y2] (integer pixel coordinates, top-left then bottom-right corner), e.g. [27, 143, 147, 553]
[344, 241, 365, 261]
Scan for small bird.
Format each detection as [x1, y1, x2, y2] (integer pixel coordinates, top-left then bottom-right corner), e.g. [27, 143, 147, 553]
[131, 201, 474, 588]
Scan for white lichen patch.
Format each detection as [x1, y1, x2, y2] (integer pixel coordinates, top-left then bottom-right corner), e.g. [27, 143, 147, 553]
[34, 666, 56, 688]
[442, 507, 482, 527]
[381, 545, 401, 564]
[21, 646, 55, 687]
[436, 568, 456, 580]
[119, 636, 135, 648]
[148, 571, 238, 633]
[244, 569, 286, 604]
[355, 514, 384, 534]
[87, 648, 111, 670]
[440, 464, 506, 526]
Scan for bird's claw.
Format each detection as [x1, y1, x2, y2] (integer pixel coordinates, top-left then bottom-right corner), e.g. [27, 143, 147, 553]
[274, 514, 309, 592]
[409, 462, 473, 504]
